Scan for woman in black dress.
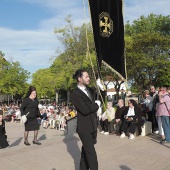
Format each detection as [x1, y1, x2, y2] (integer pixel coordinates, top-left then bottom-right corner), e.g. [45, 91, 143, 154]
[0, 110, 9, 149]
[20, 86, 42, 146]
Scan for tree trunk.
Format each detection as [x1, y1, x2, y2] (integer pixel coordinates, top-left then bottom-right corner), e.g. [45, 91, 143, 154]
[67, 90, 70, 106]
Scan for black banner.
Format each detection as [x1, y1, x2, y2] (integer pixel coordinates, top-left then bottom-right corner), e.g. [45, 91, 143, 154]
[88, 0, 125, 79]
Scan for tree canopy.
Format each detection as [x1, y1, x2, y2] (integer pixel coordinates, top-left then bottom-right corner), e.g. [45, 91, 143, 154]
[125, 14, 170, 92]
[31, 14, 170, 98]
[0, 51, 30, 98]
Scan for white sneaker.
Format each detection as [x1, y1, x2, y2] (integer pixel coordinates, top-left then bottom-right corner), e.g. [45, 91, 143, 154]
[104, 132, 109, 135]
[129, 134, 135, 139]
[153, 130, 159, 134]
[120, 133, 125, 138]
[100, 131, 105, 134]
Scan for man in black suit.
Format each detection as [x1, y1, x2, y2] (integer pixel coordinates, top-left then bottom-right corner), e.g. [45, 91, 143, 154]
[70, 69, 99, 170]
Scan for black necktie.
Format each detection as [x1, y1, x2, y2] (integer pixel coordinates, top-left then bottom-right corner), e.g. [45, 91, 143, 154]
[85, 88, 92, 101]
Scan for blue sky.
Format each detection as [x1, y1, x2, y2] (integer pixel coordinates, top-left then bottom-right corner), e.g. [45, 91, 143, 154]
[0, 0, 169, 82]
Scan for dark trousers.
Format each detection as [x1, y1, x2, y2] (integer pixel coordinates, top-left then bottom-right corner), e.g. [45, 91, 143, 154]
[147, 111, 158, 132]
[121, 120, 136, 134]
[115, 120, 122, 134]
[100, 119, 109, 132]
[78, 132, 98, 170]
[109, 119, 116, 133]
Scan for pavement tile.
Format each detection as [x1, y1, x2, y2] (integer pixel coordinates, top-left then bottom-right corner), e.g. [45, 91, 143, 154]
[1, 122, 170, 170]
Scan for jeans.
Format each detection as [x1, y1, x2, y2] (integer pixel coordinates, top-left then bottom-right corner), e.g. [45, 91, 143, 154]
[161, 116, 170, 142]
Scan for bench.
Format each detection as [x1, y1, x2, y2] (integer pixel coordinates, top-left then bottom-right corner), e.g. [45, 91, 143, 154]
[135, 121, 152, 136]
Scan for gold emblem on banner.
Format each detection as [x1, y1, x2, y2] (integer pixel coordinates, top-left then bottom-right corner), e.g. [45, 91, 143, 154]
[99, 12, 113, 37]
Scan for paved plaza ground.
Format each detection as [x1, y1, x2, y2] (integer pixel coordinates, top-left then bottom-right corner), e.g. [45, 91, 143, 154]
[0, 122, 170, 170]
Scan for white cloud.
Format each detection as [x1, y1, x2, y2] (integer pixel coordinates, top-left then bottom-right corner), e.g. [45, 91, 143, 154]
[0, 0, 89, 77]
[124, 0, 170, 23]
[18, 0, 89, 29]
[0, 27, 58, 77]
[0, 0, 169, 84]
[0, 0, 90, 82]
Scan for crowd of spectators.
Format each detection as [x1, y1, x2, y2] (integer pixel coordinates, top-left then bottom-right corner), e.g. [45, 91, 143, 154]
[1, 85, 170, 144]
[0, 101, 76, 132]
[39, 104, 76, 130]
[97, 85, 170, 143]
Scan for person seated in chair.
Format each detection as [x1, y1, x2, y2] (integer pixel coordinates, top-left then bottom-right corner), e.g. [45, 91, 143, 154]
[100, 102, 115, 135]
[115, 99, 126, 136]
[120, 99, 142, 139]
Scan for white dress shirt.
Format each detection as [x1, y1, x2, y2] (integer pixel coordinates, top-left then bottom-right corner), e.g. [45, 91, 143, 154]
[77, 85, 89, 97]
[127, 107, 135, 117]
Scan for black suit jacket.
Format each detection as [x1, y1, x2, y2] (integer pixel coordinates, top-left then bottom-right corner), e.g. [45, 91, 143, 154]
[70, 86, 99, 133]
[123, 106, 141, 121]
[123, 106, 142, 135]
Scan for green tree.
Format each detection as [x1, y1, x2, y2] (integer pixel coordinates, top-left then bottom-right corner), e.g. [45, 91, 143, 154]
[32, 68, 57, 99]
[0, 51, 7, 71]
[0, 59, 30, 98]
[32, 14, 170, 101]
[125, 14, 170, 92]
[52, 16, 97, 91]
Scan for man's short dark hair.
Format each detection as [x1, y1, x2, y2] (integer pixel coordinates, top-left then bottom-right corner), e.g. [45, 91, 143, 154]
[73, 69, 87, 82]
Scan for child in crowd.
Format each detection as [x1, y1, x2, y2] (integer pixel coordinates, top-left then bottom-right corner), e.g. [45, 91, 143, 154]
[0, 110, 9, 149]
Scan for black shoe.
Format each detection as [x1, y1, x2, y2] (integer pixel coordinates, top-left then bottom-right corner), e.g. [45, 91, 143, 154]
[24, 141, 30, 146]
[33, 141, 41, 145]
[160, 139, 165, 144]
[160, 139, 170, 144]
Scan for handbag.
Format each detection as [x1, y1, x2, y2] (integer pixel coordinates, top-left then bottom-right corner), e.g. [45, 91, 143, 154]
[20, 112, 30, 124]
[125, 116, 138, 123]
[132, 118, 138, 123]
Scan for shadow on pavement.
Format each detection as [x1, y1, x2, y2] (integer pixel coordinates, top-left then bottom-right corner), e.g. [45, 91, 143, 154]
[120, 165, 132, 170]
[38, 134, 47, 141]
[148, 133, 170, 149]
[63, 117, 80, 170]
[9, 137, 23, 147]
